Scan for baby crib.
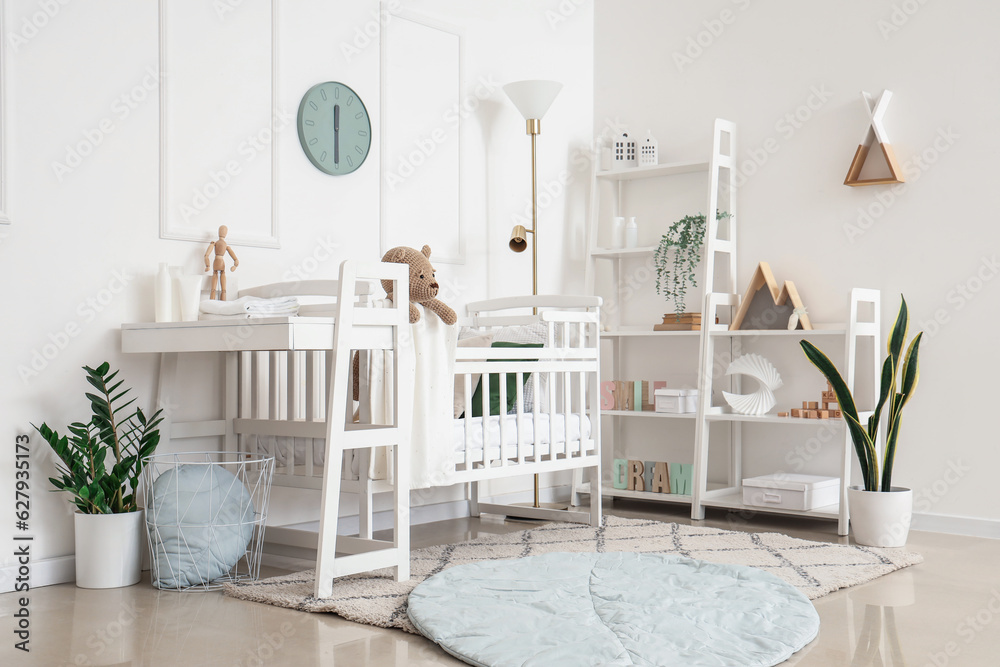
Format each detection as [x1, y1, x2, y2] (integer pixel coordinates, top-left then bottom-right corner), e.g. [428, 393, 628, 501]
[231, 268, 602, 597]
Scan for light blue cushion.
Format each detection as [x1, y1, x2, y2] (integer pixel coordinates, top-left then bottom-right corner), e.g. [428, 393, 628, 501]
[408, 551, 819, 667]
[145, 464, 255, 588]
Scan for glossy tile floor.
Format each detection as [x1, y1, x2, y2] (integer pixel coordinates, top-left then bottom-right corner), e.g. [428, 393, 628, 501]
[3, 501, 1000, 666]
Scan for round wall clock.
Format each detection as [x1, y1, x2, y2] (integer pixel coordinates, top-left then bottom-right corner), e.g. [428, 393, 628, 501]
[296, 81, 372, 175]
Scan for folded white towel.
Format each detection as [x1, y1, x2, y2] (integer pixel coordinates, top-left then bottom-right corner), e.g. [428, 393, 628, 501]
[200, 296, 300, 317]
[198, 311, 298, 321]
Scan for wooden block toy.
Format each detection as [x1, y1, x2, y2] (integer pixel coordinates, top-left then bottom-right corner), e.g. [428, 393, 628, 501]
[612, 459, 628, 489]
[832, 410, 842, 418]
[806, 410, 818, 419]
[651, 462, 671, 493]
[601, 381, 616, 410]
[807, 401, 819, 410]
[621, 381, 634, 411]
[643, 461, 656, 490]
[818, 410, 830, 419]
[643, 381, 666, 411]
[778, 411, 789, 417]
[791, 408, 802, 418]
[627, 460, 645, 491]
[669, 463, 693, 496]
[802, 401, 809, 409]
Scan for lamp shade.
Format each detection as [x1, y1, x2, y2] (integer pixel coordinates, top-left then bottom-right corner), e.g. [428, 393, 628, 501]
[503, 80, 562, 120]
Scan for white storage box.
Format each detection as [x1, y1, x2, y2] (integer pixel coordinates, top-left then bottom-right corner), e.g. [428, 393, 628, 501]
[654, 388, 698, 414]
[742, 474, 839, 511]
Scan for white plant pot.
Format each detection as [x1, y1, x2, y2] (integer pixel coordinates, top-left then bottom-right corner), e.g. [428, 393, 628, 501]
[848, 486, 913, 547]
[74, 510, 144, 589]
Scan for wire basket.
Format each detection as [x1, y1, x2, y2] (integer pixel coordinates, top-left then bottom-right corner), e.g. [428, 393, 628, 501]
[140, 452, 274, 591]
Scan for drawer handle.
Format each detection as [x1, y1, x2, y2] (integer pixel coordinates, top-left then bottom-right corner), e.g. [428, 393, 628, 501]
[762, 492, 782, 503]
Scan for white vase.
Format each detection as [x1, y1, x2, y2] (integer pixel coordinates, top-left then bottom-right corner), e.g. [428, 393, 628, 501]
[175, 275, 205, 322]
[848, 486, 913, 547]
[625, 217, 638, 248]
[154, 263, 172, 323]
[74, 510, 144, 588]
[612, 216, 625, 248]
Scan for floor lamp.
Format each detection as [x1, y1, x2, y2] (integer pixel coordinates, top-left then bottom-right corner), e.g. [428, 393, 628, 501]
[503, 79, 562, 510]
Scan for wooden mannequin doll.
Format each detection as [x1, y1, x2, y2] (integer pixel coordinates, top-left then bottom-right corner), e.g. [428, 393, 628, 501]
[204, 225, 239, 300]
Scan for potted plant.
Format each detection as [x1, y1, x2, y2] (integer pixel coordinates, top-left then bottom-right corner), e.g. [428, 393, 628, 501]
[34, 363, 163, 588]
[800, 297, 922, 547]
[654, 210, 731, 322]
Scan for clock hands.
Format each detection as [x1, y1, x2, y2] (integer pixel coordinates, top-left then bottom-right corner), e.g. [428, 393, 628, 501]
[333, 104, 340, 166]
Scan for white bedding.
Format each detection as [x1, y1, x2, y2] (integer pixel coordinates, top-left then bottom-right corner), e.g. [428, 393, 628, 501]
[248, 413, 594, 472]
[453, 413, 594, 464]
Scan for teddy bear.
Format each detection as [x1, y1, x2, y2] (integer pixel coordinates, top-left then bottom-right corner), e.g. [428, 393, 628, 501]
[380, 245, 457, 325]
[353, 245, 456, 401]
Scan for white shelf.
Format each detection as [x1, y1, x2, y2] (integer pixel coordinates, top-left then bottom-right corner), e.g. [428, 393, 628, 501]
[579, 482, 693, 504]
[601, 328, 701, 338]
[590, 246, 657, 259]
[707, 325, 847, 336]
[701, 491, 840, 520]
[705, 412, 846, 426]
[596, 160, 710, 181]
[603, 409, 697, 420]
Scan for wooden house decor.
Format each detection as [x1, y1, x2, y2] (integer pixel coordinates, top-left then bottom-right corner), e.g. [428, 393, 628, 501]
[730, 262, 813, 331]
[844, 89, 905, 187]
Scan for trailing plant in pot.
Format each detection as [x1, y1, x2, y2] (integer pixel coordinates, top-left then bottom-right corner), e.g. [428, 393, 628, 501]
[654, 210, 731, 322]
[34, 363, 163, 587]
[800, 296, 922, 547]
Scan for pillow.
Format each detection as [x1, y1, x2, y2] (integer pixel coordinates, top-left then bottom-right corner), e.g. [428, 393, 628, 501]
[493, 324, 553, 412]
[454, 333, 494, 418]
[470, 342, 543, 418]
[145, 464, 256, 589]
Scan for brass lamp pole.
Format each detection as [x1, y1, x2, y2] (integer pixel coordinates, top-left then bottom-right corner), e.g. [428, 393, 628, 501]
[503, 80, 562, 509]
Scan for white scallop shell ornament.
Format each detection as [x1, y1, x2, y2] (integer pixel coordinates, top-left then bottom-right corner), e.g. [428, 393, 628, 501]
[722, 353, 783, 416]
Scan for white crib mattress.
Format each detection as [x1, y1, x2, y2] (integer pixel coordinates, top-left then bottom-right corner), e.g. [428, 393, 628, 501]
[452, 413, 594, 465]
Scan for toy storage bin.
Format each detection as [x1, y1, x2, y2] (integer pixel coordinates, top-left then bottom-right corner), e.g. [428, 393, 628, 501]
[141, 452, 274, 590]
[654, 388, 698, 414]
[742, 473, 839, 511]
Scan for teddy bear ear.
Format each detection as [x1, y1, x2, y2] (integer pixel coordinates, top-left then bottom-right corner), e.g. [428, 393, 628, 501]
[384, 247, 407, 264]
[421, 245, 432, 259]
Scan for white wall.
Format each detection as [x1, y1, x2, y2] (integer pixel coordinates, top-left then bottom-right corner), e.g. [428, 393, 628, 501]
[0, 0, 593, 576]
[595, 0, 1000, 530]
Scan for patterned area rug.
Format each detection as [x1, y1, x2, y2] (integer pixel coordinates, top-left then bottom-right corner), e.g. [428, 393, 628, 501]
[223, 516, 923, 634]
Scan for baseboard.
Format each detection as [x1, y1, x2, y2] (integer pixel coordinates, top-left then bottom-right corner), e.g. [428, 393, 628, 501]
[911, 512, 1000, 540]
[0, 555, 75, 594]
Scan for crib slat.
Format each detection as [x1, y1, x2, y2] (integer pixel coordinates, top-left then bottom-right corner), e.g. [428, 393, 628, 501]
[548, 366, 556, 463]
[239, 352, 252, 455]
[464, 374, 473, 472]
[563, 370, 571, 461]
[515, 373, 524, 466]
[498, 373, 508, 467]
[480, 374, 489, 467]
[577, 369, 586, 458]
[532, 372, 541, 464]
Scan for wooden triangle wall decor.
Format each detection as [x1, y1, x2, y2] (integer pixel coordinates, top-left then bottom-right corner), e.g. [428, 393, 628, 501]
[844, 89, 905, 187]
[730, 262, 813, 331]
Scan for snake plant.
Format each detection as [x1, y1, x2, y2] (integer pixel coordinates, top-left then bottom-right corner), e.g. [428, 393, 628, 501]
[34, 363, 163, 514]
[800, 297, 922, 492]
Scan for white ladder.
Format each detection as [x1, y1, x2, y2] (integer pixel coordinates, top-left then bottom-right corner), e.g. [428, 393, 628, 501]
[314, 261, 413, 599]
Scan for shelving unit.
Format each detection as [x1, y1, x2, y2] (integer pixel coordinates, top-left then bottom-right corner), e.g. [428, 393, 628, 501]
[585, 119, 882, 535]
[586, 119, 738, 507]
[692, 289, 881, 536]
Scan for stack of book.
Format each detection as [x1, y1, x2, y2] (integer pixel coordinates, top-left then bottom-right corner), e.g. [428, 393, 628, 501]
[653, 312, 701, 331]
